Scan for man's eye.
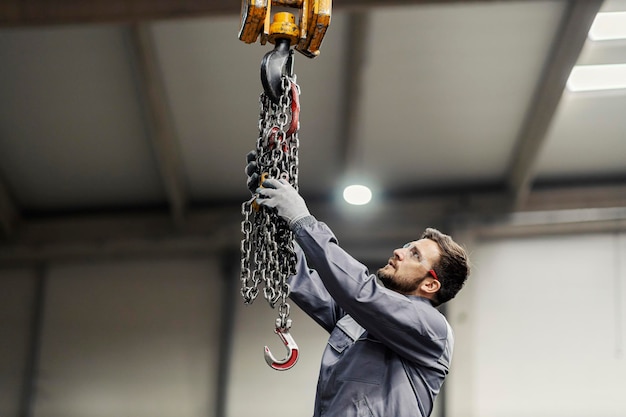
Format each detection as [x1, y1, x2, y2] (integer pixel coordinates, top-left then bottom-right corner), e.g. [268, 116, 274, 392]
[411, 252, 420, 259]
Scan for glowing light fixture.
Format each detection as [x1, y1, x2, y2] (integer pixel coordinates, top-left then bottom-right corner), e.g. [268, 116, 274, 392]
[589, 12, 626, 41]
[343, 185, 372, 205]
[567, 64, 626, 92]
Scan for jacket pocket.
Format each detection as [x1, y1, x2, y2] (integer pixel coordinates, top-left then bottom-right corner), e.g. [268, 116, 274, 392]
[328, 326, 354, 354]
[323, 326, 356, 368]
[337, 335, 386, 385]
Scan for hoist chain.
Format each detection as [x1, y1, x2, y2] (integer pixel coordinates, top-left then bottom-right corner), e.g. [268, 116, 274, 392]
[241, 75, 300, 331]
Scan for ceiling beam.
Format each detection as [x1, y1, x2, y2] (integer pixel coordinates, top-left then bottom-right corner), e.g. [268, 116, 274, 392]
[470, 208, 626, 240]
[505, 0, 603, 209]
[0, 175, 20, 238]
[1, 0, 555, 27]
[128, 23, 188, 227]
[1, 182, 624, 266]
[338, 11, 370, 173]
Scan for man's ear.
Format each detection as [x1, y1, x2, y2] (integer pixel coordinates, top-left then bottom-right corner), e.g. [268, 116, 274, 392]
[421, 277, 441, 295]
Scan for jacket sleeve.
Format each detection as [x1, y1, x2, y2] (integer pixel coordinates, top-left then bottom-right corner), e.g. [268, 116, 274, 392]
[288, 243, 346, 334]
[292, 216, 451, 367]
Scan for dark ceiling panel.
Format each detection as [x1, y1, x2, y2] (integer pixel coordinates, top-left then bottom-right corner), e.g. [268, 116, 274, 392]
[0, 0, 549, 27]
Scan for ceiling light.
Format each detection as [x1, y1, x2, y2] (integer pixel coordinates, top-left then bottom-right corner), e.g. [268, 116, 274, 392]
[589, 12, 626, 41]
[567, 64, 626, 92]
[343, 185, 372, 205]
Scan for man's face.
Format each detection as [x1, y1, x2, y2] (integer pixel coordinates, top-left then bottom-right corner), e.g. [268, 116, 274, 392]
[377, 238, 441, 295]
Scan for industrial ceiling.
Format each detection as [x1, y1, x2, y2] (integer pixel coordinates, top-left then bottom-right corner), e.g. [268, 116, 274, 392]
[1, 0, 625, 265]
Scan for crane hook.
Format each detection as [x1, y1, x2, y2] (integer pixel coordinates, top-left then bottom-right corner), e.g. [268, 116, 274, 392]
[264, 324, 299, 371]
[261, 37, 294, 104]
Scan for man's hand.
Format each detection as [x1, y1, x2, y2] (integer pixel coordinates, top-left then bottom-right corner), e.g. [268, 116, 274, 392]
[256, 178, 311, 227]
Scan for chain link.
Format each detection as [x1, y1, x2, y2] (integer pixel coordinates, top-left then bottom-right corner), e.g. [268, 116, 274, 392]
[241, 75, 300, 331]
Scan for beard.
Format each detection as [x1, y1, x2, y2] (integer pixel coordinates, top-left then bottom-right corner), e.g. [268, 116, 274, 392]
[376, 266, 394, 287]
[377, 265, 423, 294]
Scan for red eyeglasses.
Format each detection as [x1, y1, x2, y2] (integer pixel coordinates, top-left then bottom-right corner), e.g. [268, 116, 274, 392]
[429, 269, 439, 281]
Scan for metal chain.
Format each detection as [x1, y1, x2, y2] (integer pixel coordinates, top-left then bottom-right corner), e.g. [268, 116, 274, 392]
[241, 75, 300, 331]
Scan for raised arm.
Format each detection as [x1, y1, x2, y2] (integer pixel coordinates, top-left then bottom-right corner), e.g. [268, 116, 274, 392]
[292, 217, 451, 368]
[288, 244, 346, 333]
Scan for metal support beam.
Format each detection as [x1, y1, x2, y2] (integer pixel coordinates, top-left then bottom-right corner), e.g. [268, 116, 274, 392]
[506, 0, 603, 208]
[338, 11, 370, 175]
[215, 250, 240, 417]
[0, 207, 242, 266]
[470, 207, 626, 240]
[0, 175, 20, 238]
[1, 0, 557, 27]
[1, 183, 624, 266]
[128, 23, 188, 227]
[18, 265, 47, 417]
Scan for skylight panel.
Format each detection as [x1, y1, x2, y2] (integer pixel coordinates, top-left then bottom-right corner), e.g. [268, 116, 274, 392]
[567, 63, 626, 92]
[589, 11, 626, 41]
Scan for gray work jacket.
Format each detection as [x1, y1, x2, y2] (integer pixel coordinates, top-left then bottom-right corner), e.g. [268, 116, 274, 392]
[289, 216, 454, 417]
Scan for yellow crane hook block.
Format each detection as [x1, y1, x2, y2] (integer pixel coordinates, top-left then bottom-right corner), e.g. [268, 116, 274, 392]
[239, 0, 331, 58]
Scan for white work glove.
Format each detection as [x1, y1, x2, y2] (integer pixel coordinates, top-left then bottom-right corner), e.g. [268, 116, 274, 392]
[255, 178, 311, 227]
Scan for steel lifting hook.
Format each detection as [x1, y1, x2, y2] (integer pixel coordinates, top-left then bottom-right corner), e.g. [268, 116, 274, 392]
[261, 37, 294, 105]
[264, 324, 299, 371]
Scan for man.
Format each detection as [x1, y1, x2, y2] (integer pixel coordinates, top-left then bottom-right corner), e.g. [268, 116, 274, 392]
[248, 161, 470, 417]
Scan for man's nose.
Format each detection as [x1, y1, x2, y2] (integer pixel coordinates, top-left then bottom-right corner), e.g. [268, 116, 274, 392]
[393, 248, 404, 260]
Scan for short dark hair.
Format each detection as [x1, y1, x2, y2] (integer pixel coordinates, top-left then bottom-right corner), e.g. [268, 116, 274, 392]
[421, 228, 470, 306]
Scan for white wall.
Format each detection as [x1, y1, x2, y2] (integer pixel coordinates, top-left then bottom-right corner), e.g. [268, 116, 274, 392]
[448, 232, 626, 417]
